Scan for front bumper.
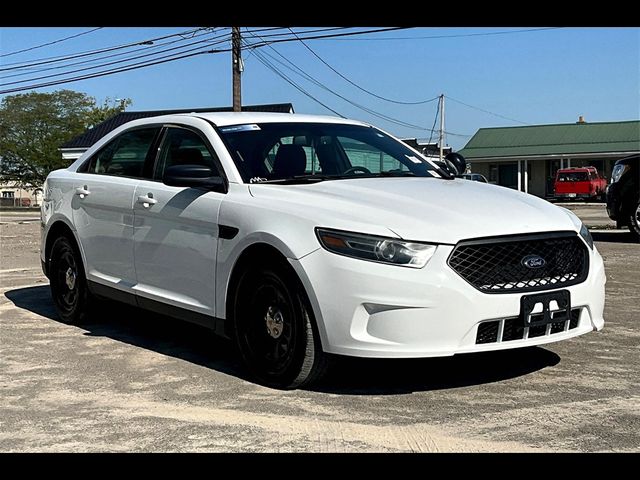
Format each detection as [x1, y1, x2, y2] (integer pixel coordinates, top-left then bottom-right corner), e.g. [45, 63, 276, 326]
[291, 242, 605, 358]
[606, 183, 623, 222]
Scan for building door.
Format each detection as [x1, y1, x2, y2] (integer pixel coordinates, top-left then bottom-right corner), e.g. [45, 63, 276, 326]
[499, 163, 518, 190]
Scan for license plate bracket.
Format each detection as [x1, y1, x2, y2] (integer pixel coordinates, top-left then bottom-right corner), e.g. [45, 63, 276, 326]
[520, 290, 571, 327]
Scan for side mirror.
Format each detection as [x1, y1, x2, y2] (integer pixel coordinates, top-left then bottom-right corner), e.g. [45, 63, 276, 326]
[444, 152, 467, 176]
[163, 164, 226, 192]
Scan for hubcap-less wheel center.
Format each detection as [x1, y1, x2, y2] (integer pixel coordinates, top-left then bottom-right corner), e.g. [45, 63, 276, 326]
[265, 306, 284, 339]
[65, 267, 76, 290]
[635, 204, 640, 223]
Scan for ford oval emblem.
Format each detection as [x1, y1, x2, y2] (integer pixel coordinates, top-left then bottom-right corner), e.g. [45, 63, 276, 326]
[522, 255, 546, 269]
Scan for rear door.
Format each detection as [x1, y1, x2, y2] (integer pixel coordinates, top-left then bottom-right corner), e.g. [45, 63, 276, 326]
[72, 127, 160, 294]
[132, 125, 226, 318]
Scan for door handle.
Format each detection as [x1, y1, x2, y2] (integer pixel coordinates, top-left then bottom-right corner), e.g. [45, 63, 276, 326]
[137, 193, 157, 208]
[75, 186, 90, 198]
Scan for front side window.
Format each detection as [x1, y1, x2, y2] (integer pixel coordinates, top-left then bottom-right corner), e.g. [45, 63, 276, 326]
[87, 128, 158, 178]
[154, 127, 221, 180]
[218, 122, 446, 183]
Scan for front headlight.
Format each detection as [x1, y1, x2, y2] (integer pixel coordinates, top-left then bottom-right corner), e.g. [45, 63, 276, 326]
[316, 228, 437, 268]
[579, 222, 594, 249]
[611, 164, 630, 183]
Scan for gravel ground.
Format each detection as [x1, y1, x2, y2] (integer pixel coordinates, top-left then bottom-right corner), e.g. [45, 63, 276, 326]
[0, 210, 638, 452]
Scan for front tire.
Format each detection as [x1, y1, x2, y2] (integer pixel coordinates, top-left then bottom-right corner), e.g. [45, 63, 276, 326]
[232, 261, 328, 389]
[629, 198, 640, 242]
[49, 235, 93, 324]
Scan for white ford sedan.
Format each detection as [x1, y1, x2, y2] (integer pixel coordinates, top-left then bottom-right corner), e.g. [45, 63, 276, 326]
[41, 112, 605, 388]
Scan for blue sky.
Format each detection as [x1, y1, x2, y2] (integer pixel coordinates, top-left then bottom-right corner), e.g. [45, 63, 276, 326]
[1, 27, 638, 149]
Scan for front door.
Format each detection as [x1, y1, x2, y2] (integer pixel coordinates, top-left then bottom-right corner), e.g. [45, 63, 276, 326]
[72, 127, 160, 291]
[132, 126, 224, 317]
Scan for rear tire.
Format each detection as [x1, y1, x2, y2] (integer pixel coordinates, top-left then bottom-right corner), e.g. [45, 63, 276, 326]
[629, 199, 640, 242]
[49, 235, 94, 324]
[232, 260, 329, 389]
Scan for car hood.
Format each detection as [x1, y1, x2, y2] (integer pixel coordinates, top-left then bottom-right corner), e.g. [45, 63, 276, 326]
[248, 178, 578, 244]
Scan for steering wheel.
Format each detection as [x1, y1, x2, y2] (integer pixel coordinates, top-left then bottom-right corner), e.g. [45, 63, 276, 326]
[343, 166, 372, 175]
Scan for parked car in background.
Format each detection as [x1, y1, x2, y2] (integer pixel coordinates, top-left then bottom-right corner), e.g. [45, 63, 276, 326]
[554, 167, 607, 201]
[606, 154, 639, 241]
[40, 112, 606, 388]
[461, 173, 488, 183]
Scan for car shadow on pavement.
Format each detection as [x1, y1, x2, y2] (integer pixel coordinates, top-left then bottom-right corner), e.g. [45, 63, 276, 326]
[312, 348, 560, 395]
[591, 230, 638, 243]
[6, 285, 561, 395]
[4, 285, 244, 380]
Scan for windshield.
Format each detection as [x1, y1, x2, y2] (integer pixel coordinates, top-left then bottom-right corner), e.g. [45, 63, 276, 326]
[558, 172, 589, 182]
[217, 122, 446, 183]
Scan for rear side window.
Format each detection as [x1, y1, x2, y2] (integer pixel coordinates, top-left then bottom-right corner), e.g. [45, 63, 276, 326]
[87, 128, 158, 178]
[558, 172, 588, 182]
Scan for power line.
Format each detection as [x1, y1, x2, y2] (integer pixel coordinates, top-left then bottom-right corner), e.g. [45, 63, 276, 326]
[241, 27, 411, 50]
[0, 27, 104, 59]
[0, 29, 224, 80]
[0, 28, 411, 95]
[248, 38, 427, 131]
[315, 27, 564, 42]
[0, 31, 231, 88]
[427, 100, 440, 146]
[242, 40, 344, 116]
[0, 45, 224, 95]
[286, 28, 439, 106]
[0, 27, 209, 71]
[446, 95, 529, 125]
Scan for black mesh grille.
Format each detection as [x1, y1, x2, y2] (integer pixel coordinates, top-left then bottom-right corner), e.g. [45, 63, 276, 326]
[502, 318, 524, 342]
[476, 321, 499, 344]
[448, 232, 589, 294]
[476, 308, 582, 344]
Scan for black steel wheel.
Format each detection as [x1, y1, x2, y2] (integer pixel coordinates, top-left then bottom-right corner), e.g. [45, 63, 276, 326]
[233, 261, 328, 389]
[49, 235, 92, 324]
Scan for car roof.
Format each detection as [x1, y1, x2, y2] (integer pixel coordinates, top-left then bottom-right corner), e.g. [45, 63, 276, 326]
[614, 154, 639, 165]
[132, 112, 370, 128]
[557, 167, 594, 172]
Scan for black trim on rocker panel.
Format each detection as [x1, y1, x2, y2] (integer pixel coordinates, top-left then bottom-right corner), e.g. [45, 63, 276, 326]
[88, 281, 138, 306]
[87, 281, 227, 337]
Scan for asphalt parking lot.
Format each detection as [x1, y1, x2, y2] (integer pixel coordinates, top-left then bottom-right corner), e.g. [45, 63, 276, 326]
[1, 208, 638, 452]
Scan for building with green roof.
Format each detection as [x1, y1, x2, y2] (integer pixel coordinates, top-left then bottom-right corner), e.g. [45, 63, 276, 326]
[458, 118, 640, 198]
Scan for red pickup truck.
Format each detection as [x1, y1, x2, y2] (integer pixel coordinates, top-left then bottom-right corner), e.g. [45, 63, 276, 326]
[554, 167, 607, 201]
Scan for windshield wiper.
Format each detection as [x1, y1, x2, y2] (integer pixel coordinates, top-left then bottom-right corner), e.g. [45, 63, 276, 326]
[377, 171, 417, 177]
[251, 174, 338, 184]
[252, 171, 422, 184]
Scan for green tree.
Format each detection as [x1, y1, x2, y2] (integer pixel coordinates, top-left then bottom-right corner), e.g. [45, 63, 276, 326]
[0, 90, 131, 187]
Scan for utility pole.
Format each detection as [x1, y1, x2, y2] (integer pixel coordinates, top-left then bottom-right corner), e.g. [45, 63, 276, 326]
[439, 94, 445, 161]
[232, 27, 242, 112]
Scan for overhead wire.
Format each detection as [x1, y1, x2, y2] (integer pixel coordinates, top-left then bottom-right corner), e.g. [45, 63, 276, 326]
[0, 44, 226, 95]
[0, 27, 104, 58]
[241, 39, 344, 116]
[0, 27, 412, 95]
[286, 28, 439, 106]
[316, 27, 564, 41]
[0, 28, 224, 80]
[0, 27, 214, 71]
[245, 31, 427, 130]
[427, 99, 440, 146]
[446, 95, 529, 125]
[0, 31, 232, 87]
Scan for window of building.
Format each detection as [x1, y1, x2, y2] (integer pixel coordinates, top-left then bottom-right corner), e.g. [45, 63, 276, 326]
[2, 191, 15, 198]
